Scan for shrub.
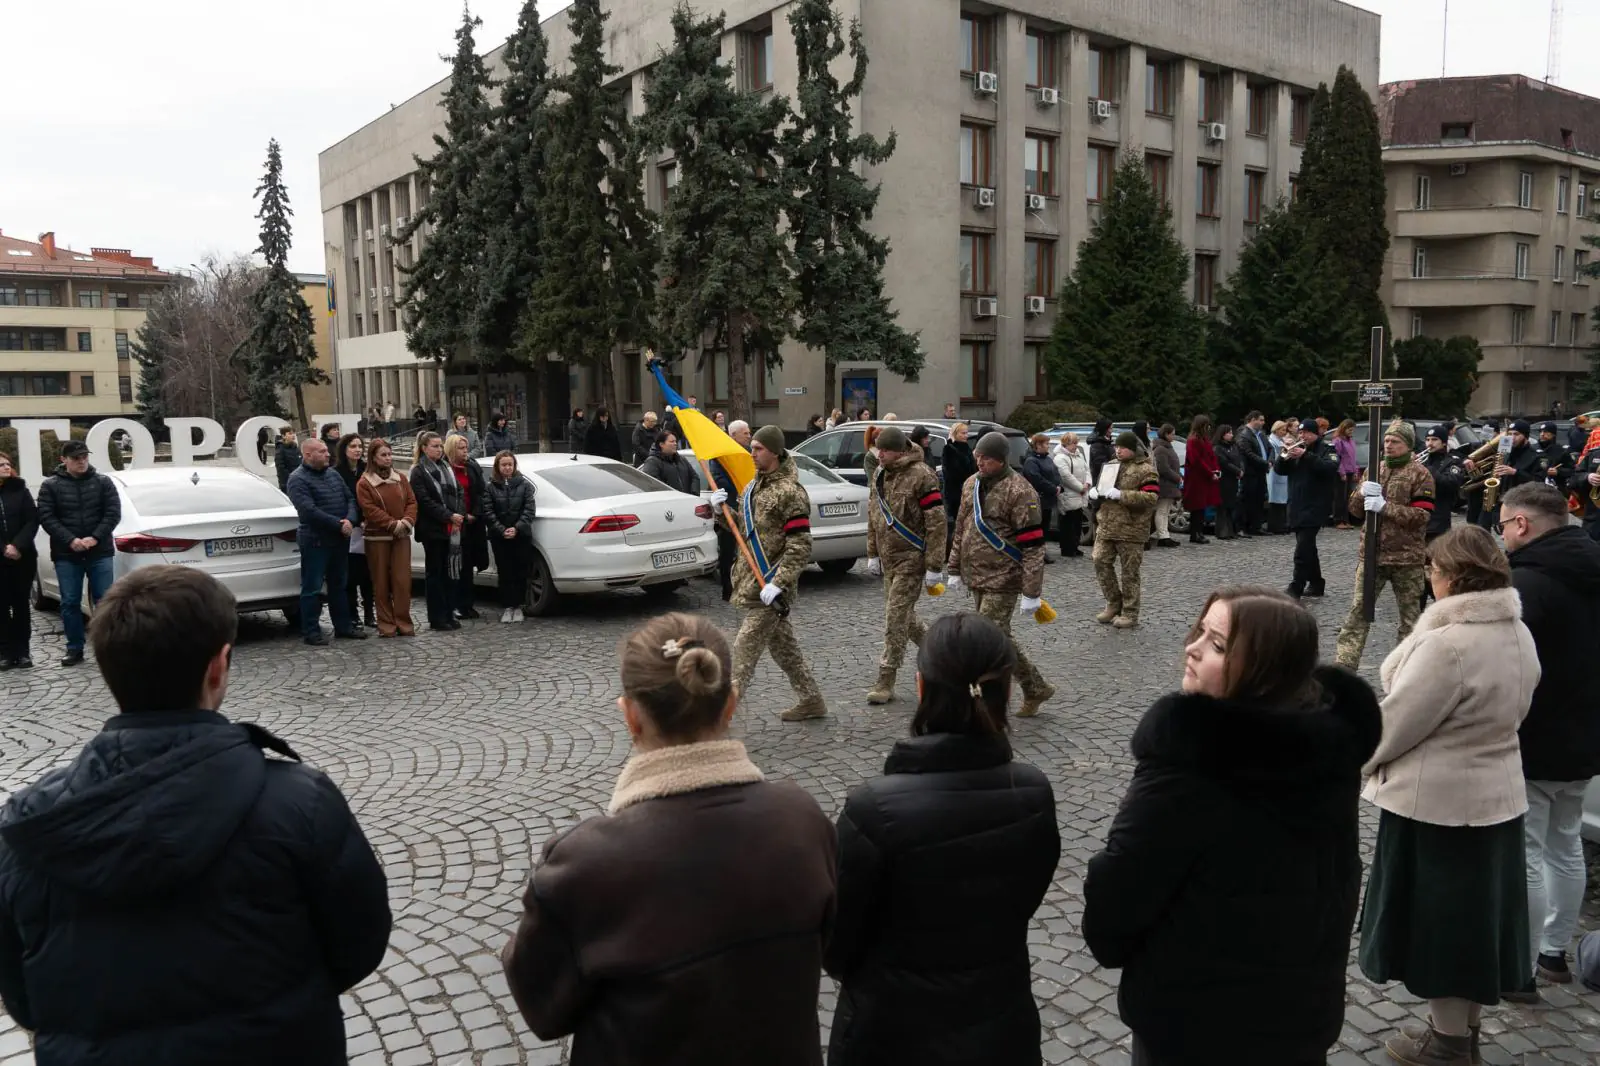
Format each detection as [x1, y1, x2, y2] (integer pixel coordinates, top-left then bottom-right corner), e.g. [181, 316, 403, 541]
[1001, 400, 1103, 435]
[0, 425, 124, 474]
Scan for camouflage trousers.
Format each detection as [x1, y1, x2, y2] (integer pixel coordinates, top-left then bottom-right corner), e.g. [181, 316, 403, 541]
[1093, 538, 1144, 620]
[1334, 562, 1427, 669]
[972, 590, 1051, 699]
[732, 606, 822, 705]
[879, 565, 928, 671]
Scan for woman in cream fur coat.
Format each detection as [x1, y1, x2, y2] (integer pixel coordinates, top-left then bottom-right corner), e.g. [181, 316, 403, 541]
[1357, 525, 1540, 1066]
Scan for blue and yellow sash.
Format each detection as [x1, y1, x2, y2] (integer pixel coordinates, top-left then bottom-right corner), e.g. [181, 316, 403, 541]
[972, 481, 1023, 563]
[875, 470, 926, 552]
[741, 479, 778, 582]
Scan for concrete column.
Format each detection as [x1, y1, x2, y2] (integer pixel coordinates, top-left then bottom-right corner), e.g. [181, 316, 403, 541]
[994, 11, 1028, 411]
[1063, 31, 1092, 274]
[1269, 84, 1293, 202]
[1173, 60, 1201, 255]
[1220, 73, 1249, 277]
[1121, 45, 1147, 158]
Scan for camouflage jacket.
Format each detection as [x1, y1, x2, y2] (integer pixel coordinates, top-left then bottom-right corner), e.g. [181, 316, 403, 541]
[1348, 459, 1435, 567]
[731, 455, 813, 607]
[867, 448, 947, 570]
[1095, 457, 1160, 542]
[949, 468, 1046, 597]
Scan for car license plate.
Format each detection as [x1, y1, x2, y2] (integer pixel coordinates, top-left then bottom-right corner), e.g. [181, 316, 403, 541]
[652, 548, 698, 569]
[205, 535, 275, 558]
[820, 502, 859, 517]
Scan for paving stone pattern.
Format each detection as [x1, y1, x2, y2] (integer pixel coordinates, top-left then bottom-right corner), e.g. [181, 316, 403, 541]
[1, 529, 1597, 1065]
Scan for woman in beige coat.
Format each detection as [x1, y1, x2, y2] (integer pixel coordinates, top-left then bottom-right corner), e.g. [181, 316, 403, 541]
[1358, 525, 1539, 1066]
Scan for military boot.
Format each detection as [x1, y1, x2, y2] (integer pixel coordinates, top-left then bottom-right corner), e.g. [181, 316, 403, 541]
[1094, 604, 1120, 624]
[1112, 614, 1138, 629]
[866, 668, 897, 705]
[1016, 682, 1056, 718]
[780, 696, 829, 722]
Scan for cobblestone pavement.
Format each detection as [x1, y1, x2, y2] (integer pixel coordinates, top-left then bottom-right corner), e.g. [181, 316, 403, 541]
[1, 528, 1597, 1066]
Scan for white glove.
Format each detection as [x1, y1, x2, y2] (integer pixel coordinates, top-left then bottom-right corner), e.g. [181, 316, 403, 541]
[923, 570, 941, 588]
[1086, 488, 1100, 502]
[1360, 481, 1384, 498]
[1364, 494, 1387, 514]
[709, 488, 729, 508]
[1020, 595, 1042, 613]
[1104, 486, 1122, 500]
[945, 574, 963, 594]
[866, 557, 882, 576]
[759, 582, 782, 606]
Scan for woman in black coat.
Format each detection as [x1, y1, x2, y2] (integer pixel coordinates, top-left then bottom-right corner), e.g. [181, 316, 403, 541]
[826, 612, 1060, 1066]
[1212, 425, 1243, 540]
[584, 407, 623, 461]
[0, 452, 40, 669]
[484, 451, 537, 623]
[940, 424, 978, 563]
[1083, 586, 1380, 1066]
[332, 434, 375, 628]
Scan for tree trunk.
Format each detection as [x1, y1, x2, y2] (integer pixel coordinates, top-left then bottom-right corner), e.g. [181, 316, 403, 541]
[475, 358, 491, 437]
[728, 312, 751, 425]
[823, 358, 837, 421]
[530, 355, 549, 452]
[291, 384, 309, 433]
[600, 353, 620, 427]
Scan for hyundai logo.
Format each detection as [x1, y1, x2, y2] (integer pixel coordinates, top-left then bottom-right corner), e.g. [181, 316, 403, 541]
[664, 510, 675, 522]
[230, 523, 251, 535]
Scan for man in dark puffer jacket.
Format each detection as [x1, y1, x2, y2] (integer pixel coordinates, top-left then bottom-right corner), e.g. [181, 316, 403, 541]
[36, 440, 120, 667]
[0, 565, 391, 1066]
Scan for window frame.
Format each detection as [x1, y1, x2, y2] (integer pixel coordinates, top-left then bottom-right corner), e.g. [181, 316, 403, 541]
[27, 331, 60, 352]
[109, 291, 131, 309]
[961, 123, 994, 188]
[1024, 342, 1050, 402]
[709, 349, 730, 404]
[1576, 249, 1591, 281]
[1578, 183, 1590, 218]
[1515, 242, 1530, 280]
[1193, 254, 1218, 309]
[1412, 244, 1428, 278]
[959, 231, 993, 294]
[1024, 133, 1057, 196]
[1557, 175, 1570, 215]
[1024, 238, 1056, 297]
[1088, 144, 1116, 204]
[1573, 313, 1587, 347]
[1246, 84, 1271, 136]
[0, 286, 15, 306]
[1199, 71, 1222, 123]
[22, 288, 52, 307]
[1245, 169, 1266, 224]
[1549, 311, 1560, 346]
[753, 348, 778, 406]
[743, 27, 774, 91]
[1290, 94, 1311, 144]
[115, 331, 130, 359]
[1088, 44, 1119, 103]
[1441, 122, 1473, 141]
[1414, 174, 1432, 210]
[1411, 314, 1424, 339]
[118, 375, 133, 403]
[1511, 308, 1528, 344]
[1555, 245, 1565, 282]
[1196, 161, 1221, 218]
[77, 289, 102, 308]
[1145, 58, 1174, 117]
[960, 13, 995, 75]
[0, 330, 21, 351]
[658, 162, 679, 208]
[1146, 153, 1172, 205]
[79, 374, 95, 396]
[77, 331, 93, 352]
[1024, 29, 1057, 90]
[1518, 171, 1534, 209]
[958, 340, 993, 403]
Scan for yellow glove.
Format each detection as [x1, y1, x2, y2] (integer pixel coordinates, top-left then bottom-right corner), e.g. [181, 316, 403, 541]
[1034, 600, 1058, 625]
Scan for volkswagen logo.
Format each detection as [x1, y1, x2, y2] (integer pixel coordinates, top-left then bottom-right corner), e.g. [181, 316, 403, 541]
[230, 523, 251, 535]
[664, 510, 675, 522]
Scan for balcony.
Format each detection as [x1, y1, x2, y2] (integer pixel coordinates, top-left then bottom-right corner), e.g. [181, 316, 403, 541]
[1390, 275, 1538, 308]
[1395, 206, 1543, 239]
[1477, 343, 1590, 375]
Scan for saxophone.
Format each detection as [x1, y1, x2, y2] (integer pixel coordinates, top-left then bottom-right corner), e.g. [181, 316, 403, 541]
[1460, 434, 1503, 500]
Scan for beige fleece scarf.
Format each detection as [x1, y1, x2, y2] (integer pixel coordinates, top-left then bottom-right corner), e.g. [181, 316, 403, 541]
[607, 739, 765, 815]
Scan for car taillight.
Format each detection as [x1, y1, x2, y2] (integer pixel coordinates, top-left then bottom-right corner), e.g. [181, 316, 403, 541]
[579, 514, 640, 534]
[695, 503, 713, 520]
[115, 534, 198, 554]
[275, 530, 298, 542]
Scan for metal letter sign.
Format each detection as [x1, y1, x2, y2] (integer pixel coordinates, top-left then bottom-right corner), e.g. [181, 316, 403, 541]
[1356, 383, 1393, 407]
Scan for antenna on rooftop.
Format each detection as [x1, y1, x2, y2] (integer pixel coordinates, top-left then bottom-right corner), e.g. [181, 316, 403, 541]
[1546, 0, 1563, 85]
[1440, 0, 1449, 80]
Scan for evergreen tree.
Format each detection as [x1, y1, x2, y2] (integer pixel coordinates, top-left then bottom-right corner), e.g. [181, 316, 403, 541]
[780, 0, 919, 410]
[636, 4, 794, 422]
[1045, 155, 1211, 422]
[522, 0, 656, 432]
[235, 138, 325, 427]
[1390, 335, 1481, 415]
[131, 298, 171, 426]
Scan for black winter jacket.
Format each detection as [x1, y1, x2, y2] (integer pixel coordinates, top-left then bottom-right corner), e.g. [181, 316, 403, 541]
[584, 420, 623, 461]
[36, 465, 120, 562]
[1215, 440, 1243, 506]
[640, 448, 701, 496]
[1420, 449, 1466, 536]
[0, 478, 39, 564]
[1510, 526, 1600, 781]
[483, 426, 517, 456]
[1084, 667, 1381, 1064]
[274, 441, 302, 492]
[1087, 433, 1114, 485]
[0, 710, 391, 1066]
[940, 440, 977, 521]
[485, 474, 537, 539]
[1273, 438, 1341, 529]
[631, 423, 659, 466]
[1021, 452, 1062, 515]
[825, 733, 1059, 1066]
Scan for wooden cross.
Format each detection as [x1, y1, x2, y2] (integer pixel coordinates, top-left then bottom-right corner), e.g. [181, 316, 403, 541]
[1331, 327, 1423, 622]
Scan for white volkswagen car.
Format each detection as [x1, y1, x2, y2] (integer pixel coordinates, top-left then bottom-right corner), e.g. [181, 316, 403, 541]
[32, 466, 302, 618]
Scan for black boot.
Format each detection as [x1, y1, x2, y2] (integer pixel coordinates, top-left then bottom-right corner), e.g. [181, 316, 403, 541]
[1306, 581, 1326, 598]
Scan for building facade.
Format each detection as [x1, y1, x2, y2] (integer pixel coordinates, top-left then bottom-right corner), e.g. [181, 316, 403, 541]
[1379, 75, 1600, 417]
[320, 0, 1378, 430]
[0, 231, 177, 424]
[294, 272, 338, 421]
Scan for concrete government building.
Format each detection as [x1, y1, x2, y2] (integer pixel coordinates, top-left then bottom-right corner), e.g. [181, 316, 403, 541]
[320, 0, 1379, 431]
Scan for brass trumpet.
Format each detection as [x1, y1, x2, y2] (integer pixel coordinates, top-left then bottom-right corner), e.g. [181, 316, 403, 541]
[1460, 434, 1504, 498]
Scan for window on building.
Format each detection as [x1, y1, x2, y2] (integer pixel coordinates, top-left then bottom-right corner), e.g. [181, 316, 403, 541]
[961, 123, 993, 186]
[1518, 172, 1533, 208]
[137, 291, 155, 309]
[1512, 308, 1528, 343]
[1289, 174, 1300, 202]
[710, 350, 730, 403]
[115, 331, 130, 359]
[623, 351, 642, 405]
[0, 286, 15, 306]
[1557, 175, 1571, 214]
[958, 341, 992, 402]
[31, 374, 66, 396]
[959, 232, 992, 293]
[119, 375, 132, 403]
[1411, 314, 1424, 338]
[1413, 245, 1428, 278]
[960, 13, 994, 74]
[1441, 122, 1472, 141]
[1579, 183, 1590, 218]
[1245, 170, 1266, 224]
[0, 331, 20, 350]
[1290, 94, 1311, 144]
[1025, 29, 1056, 89]
[1515, 243, 1530, 279]
[109, 291, 131, 308]
[1145, 59, 1174, 116]
[1247, 84, 1271, 135]
[1088, 44, 1118, 102]
[742, 27, 773, 91]
[80, 375, 95, 396]
[77, 290, 102, 308]
[27, 331, 59, 352]
[77, 331, 92, 352]
[23, 288, 52, 307]
[1555, 246, 1565, 282]
[1549, 311, 1561, 345]
[1199, 71, 1222, 122]
[754, 348, 777, 405]
[1196, 162, 1220, 217]
[1025, 343, 1050, 401]
[1574, 313, 1588, 346]
[1414, 174, 1431, 210]
[1088, 145, 1116, 203]
[658, 162, 678, 207]
[1146, 153, 1172, 204]
[1024, 134, 1056, 195]
[1193, 254, 1218, 308]
[1577, 249, 1591, 279]
[1024, 239, 1056, 296]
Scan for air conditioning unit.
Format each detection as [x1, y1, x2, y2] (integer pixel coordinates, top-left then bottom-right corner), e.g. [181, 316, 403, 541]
[974, 186, 996, 209]
[1036, 86, 1060, 107]
[1448, 163, 1468, 177]
[367, 287, 377, 299]
[1025, 193, 1046, 211]
[379, 223, 390, 238]
[973, 297, 998, 318]
[1024, 295, 1046, 316]
[395, 214, 408, 229]
[1591, 186, 1600, 201]
[381, 285, 393, 298]
[1091, 98, 1112, 122]
[974, 71, 999, 95]
[1206, 122, 1228, 143]
[363, 229, 374, 242]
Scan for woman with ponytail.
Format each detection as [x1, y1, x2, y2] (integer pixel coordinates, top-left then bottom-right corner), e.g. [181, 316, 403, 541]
[826, 612, 1060, 1066]
[501, 612, 836, 1066]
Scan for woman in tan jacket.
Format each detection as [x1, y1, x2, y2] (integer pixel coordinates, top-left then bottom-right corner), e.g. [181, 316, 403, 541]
[1359, 525, 1540, 1066]
[356, 438, 418, 637]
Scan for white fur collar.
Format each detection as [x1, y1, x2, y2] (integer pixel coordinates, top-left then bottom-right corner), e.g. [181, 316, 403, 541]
[607, 739, 764, 815]
[1413, 587, 1521, 633]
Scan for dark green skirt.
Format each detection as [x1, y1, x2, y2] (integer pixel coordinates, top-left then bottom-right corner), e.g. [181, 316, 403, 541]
[1358, 809, 1529, 1003]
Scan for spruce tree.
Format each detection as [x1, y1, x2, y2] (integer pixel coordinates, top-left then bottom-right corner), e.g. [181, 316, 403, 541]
[636, 4, 794, 421]
[1391, 335, 1480, 415]
[131, 293, 173, 426]
[235, 138, 325, 427]
[780, 0, 919, 410]
[1045, 155, 1211, 422]
[522, 0, 656, 433]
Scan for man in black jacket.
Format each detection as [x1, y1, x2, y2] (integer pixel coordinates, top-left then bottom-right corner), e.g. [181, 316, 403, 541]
[0, 565, 390, 1066]
[1502, 484, 1600, 990]
[1535, 421, 1573, 488]
[274, 428, 302, 492]
[1235, 411, 1272, 535]
[36, 440, 121, 667]
[1275, 417, 1340, 599]
[1467, 419, 1544, 529]
[1417, 425, 1465, 610]
[1572, 437, 1600, 542]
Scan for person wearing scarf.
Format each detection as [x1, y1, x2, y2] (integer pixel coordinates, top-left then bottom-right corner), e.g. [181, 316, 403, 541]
[332, 434, 374, 629]
[409, 432, 463, 632]
[443, 434, 489, 620]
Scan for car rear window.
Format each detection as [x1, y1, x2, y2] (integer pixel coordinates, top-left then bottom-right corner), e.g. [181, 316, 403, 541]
[125, 477, 287, 517]
[793, 454, 846, 485]
[538, 462, 661, 500]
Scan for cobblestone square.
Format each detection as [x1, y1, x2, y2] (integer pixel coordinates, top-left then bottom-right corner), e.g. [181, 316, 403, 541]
[2, 530, 1596, 1064]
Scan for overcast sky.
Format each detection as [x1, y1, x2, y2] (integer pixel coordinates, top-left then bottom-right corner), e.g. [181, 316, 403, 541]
[4, 0, 1595, 276]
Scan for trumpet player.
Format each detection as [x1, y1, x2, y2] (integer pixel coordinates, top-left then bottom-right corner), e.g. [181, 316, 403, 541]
[1464, 419, 1544, 530]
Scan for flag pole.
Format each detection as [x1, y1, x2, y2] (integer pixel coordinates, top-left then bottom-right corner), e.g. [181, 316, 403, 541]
[697, 457, 789, 618]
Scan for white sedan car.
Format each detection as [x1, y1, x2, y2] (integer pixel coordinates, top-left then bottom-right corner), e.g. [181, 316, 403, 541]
[415, 453, 717, 615]
[32, 466, 302, 617]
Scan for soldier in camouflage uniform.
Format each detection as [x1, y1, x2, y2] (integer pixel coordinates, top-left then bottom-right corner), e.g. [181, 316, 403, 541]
[1334, 420, 1436, 669]
[947, 432, 1057, 716]
[1090, 432, 1160, 628]
[730, 426, 828, 721]
[864, 426, 948, 704]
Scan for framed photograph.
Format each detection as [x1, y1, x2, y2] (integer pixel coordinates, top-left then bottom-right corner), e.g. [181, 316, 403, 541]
[1096, 460, 1121, 495]
[841, 375, 878, 416]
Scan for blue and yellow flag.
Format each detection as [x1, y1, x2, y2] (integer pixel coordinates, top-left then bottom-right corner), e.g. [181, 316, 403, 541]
[648, 353, 754, 495]
[327, 270, 337, 316]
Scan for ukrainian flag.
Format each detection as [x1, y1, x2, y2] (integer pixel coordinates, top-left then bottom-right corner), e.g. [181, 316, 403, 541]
[648, 354, 754, 495]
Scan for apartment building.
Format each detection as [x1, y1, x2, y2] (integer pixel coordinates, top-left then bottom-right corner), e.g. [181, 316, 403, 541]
[0, 231, 177, 424]
[1380, 75, 1600, 417]
[320, 0, 1378, 428]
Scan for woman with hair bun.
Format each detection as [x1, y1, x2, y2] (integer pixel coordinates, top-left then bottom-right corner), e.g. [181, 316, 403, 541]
[501, 612, 836, 1066]
[826, 612, 1059, 1066]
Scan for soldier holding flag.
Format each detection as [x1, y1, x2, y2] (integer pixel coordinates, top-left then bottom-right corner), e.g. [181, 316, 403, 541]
[863, 426, 947, 705]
